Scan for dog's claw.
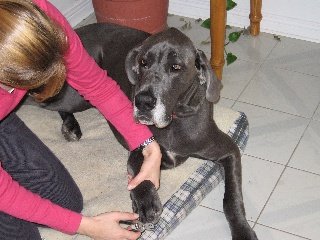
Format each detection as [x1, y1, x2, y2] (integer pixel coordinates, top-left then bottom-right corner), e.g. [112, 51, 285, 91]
[119, 220, 154, 232]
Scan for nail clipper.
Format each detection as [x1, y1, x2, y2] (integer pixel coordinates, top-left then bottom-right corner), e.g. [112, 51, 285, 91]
[120, 220, 154, 232]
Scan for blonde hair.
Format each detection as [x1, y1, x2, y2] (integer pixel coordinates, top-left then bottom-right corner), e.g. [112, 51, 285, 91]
[0, 0, 68, 101]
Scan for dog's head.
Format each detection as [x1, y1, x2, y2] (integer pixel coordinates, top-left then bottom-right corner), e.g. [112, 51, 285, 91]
[125, 27, 221, 128]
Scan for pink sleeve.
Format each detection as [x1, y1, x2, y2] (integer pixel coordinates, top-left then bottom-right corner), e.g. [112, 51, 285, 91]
[0, 165, 82, 234]
[35, 0, 152, 150]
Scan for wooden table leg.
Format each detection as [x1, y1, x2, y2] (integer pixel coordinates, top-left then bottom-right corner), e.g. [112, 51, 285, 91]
[210, 0, 226, 80]
[249, 0, 262, 36]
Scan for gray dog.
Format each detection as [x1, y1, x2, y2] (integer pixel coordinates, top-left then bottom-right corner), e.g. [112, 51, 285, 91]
[27, 23, 258, 239]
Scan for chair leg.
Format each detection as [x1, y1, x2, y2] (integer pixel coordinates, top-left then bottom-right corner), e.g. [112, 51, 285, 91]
[249, 0, 262, 36]
[210, 0, 226, 81]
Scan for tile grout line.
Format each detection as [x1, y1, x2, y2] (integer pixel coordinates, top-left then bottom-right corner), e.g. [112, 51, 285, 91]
[232, 38, 281, 106]
[254, 223, 312, 240]
[252, 165, 285, 228]
[225, 36, 318, 236]
[243, 153, 285, 166]
[231, 62, 262, 108]
[199, 203, 312, 239]
[271, 65, 320, 79]
[232, 99, 313, 119]
[239, 38, 316, 228]
[252, 116, 312, 228]
[223, 34, 320, 236]
[244, 152, 320, 177]
[312, 101, 320, 120]
[287, 165, 320, 177]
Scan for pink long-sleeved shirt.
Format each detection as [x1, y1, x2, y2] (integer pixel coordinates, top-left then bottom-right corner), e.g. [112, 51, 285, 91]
[0, 0, 152, 234]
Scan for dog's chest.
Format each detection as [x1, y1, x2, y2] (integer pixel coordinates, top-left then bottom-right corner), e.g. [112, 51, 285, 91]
[151, 120, 202, 154]
[166, 150, 179, 161]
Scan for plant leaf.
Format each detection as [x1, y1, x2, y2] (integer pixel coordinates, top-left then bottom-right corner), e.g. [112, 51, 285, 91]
[226, 52, 237, 65]
[201, 18, 211, 29]
[227, 0, 237, 11]
[228, 31, 242, 43]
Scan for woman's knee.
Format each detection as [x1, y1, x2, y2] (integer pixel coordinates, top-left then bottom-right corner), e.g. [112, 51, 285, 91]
[0, 212, 42, 240]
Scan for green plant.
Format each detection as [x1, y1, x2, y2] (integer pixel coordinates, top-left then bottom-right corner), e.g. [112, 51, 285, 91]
[201, 0, 246, 65]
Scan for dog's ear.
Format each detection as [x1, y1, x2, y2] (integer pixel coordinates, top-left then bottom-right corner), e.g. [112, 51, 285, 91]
[196, 49, 222, 103]
[125, 44, 143, 85]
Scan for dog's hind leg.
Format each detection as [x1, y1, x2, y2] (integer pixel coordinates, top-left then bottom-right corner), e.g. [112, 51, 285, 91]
[219, 151, 258, 240]
[127, 149, 163, 224]
[58, 111, 82, 141]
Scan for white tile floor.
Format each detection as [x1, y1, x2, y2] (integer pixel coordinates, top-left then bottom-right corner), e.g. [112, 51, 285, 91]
[166, 15, 320, 240]
[78, 14, 320, 240]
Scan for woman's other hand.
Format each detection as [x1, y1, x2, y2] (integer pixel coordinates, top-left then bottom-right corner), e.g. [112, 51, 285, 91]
[127, 141, 161, 190]
[77, 212, 141, 240]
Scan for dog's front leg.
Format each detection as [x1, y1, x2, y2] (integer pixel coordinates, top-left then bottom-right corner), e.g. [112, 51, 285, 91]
[127, 149, 163, 223]
[59, 111, 82, 141]
[219, 151, 258, 240]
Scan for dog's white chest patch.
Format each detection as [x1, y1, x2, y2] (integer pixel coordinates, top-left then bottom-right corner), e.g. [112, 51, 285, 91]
[166, 150, 178, 161]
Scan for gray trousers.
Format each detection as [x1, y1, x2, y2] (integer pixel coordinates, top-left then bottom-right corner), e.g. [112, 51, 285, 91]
[0, 113, 83, 239]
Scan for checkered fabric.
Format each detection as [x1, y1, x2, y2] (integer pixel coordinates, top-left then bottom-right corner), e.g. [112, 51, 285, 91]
[140, 112, 249, 240]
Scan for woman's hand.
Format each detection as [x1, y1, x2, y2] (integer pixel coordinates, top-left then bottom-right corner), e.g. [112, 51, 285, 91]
[127, 140, 162, 190]
[77, 212, 141, 240]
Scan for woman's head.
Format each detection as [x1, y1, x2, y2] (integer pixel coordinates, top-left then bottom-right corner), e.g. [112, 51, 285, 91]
[0, 0, 68, 101]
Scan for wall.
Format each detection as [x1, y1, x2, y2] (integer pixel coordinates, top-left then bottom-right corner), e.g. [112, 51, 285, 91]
[48, 0, 93, 27]
[169, 0, 320, 43]
[48, 0, 320, 43]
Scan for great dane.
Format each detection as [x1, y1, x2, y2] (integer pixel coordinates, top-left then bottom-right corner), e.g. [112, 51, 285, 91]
[27, 23, 258, 239]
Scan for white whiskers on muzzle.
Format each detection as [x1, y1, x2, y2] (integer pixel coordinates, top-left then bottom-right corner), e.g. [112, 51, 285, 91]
[134, 100, 172, 128]
[152, 100, 171, 128]
[133, 107, 154, 125]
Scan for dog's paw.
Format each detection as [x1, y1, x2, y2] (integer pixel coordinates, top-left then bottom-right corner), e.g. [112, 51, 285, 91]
[232, 225, 258, 240]
[61, 120, 82, 141]
[130, 180, 163, 224]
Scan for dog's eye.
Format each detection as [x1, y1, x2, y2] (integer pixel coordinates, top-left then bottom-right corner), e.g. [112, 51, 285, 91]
[140, 59, 148, 68]
[171, 64, 182, 71]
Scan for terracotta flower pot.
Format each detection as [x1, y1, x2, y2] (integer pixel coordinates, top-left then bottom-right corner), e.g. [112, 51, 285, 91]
[92, 0, 169, 34]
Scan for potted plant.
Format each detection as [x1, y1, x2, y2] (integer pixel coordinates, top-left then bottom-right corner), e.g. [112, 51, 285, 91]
[91, 0, 169, 34]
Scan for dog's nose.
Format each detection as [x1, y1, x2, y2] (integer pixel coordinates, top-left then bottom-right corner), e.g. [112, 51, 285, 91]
[135, 90, 157, 111]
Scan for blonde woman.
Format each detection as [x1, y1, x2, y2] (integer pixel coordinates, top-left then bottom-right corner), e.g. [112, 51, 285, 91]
[0, 0, 161, 239]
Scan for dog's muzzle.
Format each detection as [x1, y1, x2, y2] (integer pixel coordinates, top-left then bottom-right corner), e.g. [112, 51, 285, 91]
[134, 90, 172, 128]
